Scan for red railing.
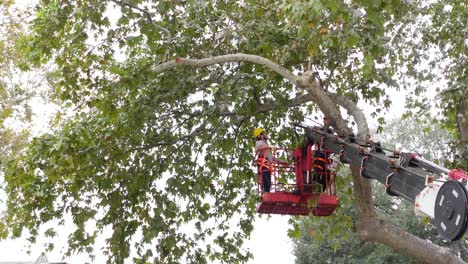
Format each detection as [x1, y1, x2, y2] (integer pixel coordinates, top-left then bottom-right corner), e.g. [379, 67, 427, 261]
[255, 147, 296, 193]
[254, 146, 337, 195]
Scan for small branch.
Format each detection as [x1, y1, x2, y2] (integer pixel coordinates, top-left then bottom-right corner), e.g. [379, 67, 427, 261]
[307, 56, 314, 71]
[312, 64, 327, 91]
[111, 0, 172, 62]
[252, 94, 312, 115]
[326, 60, 340, 90]
[1, 94, 34, 109]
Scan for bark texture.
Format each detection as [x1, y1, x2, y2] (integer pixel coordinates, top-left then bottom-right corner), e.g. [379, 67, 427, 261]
[458, 98, 468, 142]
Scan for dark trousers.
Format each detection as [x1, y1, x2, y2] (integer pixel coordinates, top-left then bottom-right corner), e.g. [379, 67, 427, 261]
[262, 169, 271, 192]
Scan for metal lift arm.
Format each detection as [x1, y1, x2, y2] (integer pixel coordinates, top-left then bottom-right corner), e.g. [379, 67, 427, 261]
[302, 125, 468, 241]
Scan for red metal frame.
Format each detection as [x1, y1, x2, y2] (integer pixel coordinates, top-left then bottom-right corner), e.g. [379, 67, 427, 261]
[255, 144, 338, 216]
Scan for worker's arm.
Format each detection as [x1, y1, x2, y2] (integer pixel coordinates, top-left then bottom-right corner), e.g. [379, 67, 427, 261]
[255, 141, 270, 152]
[255, 141, 290, 165]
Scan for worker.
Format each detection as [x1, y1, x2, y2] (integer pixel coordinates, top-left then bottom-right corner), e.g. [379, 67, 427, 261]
[311, 116, 333, 191]
[313, 149, 328, 190]
[322, 116, 333, 134]
[253, 127, 273, 193]
[323, 116, 330, 126]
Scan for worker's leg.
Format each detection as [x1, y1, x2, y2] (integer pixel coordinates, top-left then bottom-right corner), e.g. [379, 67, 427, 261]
[262, 170, 271, 192]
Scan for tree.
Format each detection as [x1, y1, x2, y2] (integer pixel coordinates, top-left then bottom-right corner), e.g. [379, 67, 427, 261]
[0, 0, 52, 248]
[376, 117, 453, 164]
[1, 0, 466, 263]
[0, 2, 32, 164]
[293, 116, 468, 263]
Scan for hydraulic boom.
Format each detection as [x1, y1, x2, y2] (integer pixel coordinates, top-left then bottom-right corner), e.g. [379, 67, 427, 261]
[302, 124, 468, 241]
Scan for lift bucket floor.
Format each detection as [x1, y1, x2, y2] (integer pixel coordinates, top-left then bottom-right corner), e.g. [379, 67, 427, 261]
[311, 195, 339, 216]
[257, 192, 339, 216]
[257, 192, 310, 215]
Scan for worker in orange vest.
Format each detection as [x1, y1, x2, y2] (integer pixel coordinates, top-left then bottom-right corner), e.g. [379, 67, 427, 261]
[253, 128, 273, 193]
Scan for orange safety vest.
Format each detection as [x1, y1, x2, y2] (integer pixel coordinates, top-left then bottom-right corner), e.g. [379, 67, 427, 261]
[313, 151, 328, 172]
[255, 148, 273, 171]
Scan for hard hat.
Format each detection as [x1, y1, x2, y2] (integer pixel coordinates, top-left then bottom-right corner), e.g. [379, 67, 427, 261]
[253, 127, 265, 138]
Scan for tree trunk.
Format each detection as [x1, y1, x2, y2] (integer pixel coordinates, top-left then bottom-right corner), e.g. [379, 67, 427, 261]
[458, 98, 468, 142]
[350, 166, 465, 264]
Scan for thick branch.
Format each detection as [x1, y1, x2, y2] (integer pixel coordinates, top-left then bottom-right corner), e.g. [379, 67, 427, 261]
[296, 72, 376, 221]
[357, 216, 466, 264]
[350, 165, 376, 217]
[152, 54, 298, 85]
[297, 71, 348, 133]
[149, 54, 314, 124]
[330, 93, 370, 139]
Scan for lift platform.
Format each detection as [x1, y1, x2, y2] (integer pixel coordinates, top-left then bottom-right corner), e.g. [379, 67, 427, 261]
[254, 123, 468, 240]
[257, 192, 338, 216]
[255, 145, 339, 216]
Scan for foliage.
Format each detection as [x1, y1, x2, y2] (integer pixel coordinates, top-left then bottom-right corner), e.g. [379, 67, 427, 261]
[375, 116, 453, 164]
[0, 3, 29, 163]
[0, 1, 54, 253]
[0, 2, 51, 171]
[402, 0, 467, 168]
[1, 0, 465, 263]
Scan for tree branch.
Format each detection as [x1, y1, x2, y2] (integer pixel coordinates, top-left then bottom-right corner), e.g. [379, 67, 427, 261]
[357, 216, 466, 264]
[111, 0, 172, 62]
[151, 54, 298, 85]
[297, 71, 348, 133]
[151, 54, 309, 122]
[329, 93, 370, 139]
[1, 94, 33, 109]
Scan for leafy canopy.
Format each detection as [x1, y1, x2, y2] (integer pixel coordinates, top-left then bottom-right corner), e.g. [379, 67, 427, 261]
[2, 0, 464, 263]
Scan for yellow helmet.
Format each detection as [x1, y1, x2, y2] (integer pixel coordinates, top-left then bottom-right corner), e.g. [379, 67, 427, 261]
[253, 127, 265, 138]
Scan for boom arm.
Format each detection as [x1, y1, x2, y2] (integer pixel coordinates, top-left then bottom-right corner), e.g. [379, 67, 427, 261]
[303, 124, 468, 241]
